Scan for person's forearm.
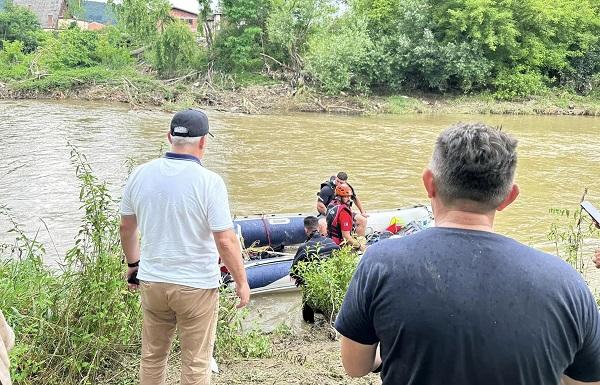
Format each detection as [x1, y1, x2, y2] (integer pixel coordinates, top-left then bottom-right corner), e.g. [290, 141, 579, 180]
[354, 197, 366, 215]
[120, 228, 140, 264]
[342, 231, 360, 249]
[216, 230, 248, 285]
[317, 201, 327, 215]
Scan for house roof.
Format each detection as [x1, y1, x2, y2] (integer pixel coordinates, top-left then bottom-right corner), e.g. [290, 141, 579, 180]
[13, 0, 65, 28]
[170, 0, 199, 15]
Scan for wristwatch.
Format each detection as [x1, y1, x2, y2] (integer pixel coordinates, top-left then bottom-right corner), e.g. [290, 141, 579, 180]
[127, 260, 140, 268]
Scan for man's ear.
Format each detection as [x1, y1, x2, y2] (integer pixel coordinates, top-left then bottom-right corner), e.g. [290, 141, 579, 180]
[198, 136, 206, 150]
[167, 132, 173, 144]
[422, 169, 436, 199]
[497, 184, 519, 211]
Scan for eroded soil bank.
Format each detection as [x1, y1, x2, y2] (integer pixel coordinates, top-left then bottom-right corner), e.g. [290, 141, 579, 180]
[2, 80, 600, 116]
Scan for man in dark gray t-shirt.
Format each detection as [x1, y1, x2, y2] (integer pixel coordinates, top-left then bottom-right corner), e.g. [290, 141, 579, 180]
[335, 123, 600, 385]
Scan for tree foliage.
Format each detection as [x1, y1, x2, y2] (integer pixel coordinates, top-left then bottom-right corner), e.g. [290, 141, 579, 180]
[212, 0, 272, 72]
[110, 0, 171, 46]
[0, 1, 41, 52]
[267, 0, 335, 72]
[153, 21, 203, 76]
[0, 0, 598, 98]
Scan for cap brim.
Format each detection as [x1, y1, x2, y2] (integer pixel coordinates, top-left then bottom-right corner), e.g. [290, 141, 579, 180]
[208, 132, 214, 138]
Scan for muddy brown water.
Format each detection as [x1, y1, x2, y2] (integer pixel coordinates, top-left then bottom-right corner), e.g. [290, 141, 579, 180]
[1, 99, 600, 329]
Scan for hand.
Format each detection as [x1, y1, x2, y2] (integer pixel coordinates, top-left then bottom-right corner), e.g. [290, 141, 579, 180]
[126, 266, 139, 291]
[594, 249, 600, 269]
[235, 281, 250, 309]
[361, 212, 370, 218]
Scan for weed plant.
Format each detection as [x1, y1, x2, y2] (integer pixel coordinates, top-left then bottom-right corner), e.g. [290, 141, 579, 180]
[215, 288, 271, 360]
[547, 191, 600, 303]
[548, 199, 599, 276]
[297, 246, 360, 321]
[0, 147, 141, 384]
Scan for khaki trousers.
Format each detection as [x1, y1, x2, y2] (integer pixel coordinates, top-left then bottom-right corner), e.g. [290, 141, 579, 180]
[139, 281, 219, 385]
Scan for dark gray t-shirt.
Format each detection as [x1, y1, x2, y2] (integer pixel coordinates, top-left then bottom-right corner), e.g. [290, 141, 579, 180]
[335, 227, 600, 385]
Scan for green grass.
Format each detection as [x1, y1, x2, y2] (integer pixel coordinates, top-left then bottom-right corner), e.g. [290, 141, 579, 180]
[230, 72, 282, 88]
[385, 95, 423, 113]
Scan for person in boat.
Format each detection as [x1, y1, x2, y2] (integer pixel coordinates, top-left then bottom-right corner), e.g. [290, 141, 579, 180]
[290, 216, 340, 286]
[326, 184, 366, 251]
[119, 108, 250, 385]
[290, 216, 340, 323]
[317, 172, 367, 237]
[335, 123, 600, 385]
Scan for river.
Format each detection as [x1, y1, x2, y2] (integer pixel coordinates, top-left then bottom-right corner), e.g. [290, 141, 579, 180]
[1, 100, 600, 329]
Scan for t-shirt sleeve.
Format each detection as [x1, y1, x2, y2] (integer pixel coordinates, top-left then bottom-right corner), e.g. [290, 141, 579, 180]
[334, 252, 378, 345]
[564, 287, 600, 381]
[207, 175, 234, 231]
[339, 209, 353, 232]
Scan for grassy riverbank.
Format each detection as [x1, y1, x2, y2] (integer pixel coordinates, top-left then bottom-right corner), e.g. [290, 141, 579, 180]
[2, 0, 599, 116]
[3, 73, 600, 116]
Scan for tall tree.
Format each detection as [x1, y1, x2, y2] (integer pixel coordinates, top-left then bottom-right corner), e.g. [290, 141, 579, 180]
[109, 0, 171, 47]
[0, 0, 41, 52]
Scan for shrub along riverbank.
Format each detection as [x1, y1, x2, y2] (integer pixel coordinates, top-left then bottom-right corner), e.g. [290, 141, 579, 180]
[0, 0, 600, 115]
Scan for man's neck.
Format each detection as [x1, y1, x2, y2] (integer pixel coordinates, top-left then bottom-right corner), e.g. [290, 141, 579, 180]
[170, 146, 203, 159]
[433, 207, 496, 232]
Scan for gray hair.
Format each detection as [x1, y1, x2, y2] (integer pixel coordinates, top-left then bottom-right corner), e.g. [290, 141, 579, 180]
[430, 123, 518, 210]
[171, 135, 202, 147]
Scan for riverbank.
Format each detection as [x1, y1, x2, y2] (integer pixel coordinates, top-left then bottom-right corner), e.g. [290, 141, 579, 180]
[2, 74, 600, 116]
[99, 324, 382, 385]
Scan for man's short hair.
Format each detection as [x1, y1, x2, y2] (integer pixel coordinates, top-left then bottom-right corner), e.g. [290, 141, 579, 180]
[336, 172, 348, 181]
[430, 123, 518, 211]
[171, 136, 202, 147]
[304, 216, 319, 231]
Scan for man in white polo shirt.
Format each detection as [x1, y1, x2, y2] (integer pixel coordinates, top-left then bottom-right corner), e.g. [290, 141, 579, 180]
[119, 108, 249, 385]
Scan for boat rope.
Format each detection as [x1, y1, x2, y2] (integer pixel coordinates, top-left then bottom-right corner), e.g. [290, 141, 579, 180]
[260, 215, 273, 246]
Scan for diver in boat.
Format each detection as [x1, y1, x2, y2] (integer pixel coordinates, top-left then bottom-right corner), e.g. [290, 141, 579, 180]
[290, 216, 340, 323]
[316, 172, 367, 237]
[325, 184, 366, 251]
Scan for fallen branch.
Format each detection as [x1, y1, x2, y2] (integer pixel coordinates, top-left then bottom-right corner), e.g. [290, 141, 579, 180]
[259, 53, 293, 72]
[163, 71, 199, 85]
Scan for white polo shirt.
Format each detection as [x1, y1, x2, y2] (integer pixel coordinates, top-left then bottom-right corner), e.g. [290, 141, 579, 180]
[120, 152, 233, 289]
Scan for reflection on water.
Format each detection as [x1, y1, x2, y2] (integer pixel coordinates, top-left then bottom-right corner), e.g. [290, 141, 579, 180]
[1, 99, 600, 326]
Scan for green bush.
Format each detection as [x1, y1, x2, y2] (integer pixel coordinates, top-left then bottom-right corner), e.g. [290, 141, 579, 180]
[41, 28, 100, 70]
[0, 2, 41, 52]
[95, 27, 133, 69]
[305, 16, 372, 94]
[493, 69, 547, 100]
[213, 26, 264, 73]
[297, 247, 360, 320]
[152, 21, 204, 77]
[0, 40, 30, 80]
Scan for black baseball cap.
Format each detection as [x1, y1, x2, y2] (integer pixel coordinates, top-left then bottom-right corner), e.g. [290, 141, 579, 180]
[170, 109, 214, 137]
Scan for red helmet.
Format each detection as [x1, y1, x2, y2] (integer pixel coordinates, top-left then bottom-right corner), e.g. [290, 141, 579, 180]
[335, 184, 352, 197]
